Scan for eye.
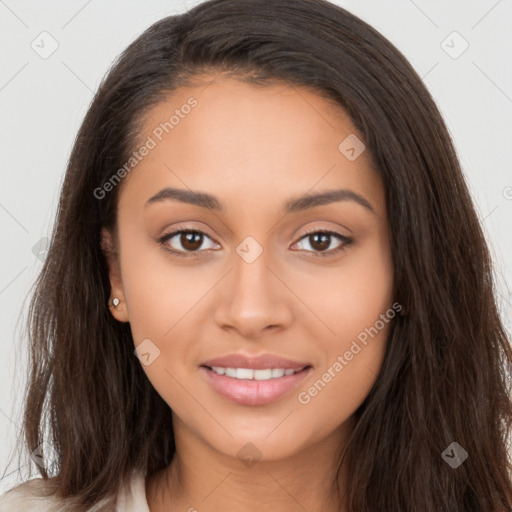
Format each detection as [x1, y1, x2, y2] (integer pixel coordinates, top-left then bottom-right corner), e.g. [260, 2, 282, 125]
[158, 227, 352, 258]
[292, 228, 352, 257]
[159, 229, 219, 257]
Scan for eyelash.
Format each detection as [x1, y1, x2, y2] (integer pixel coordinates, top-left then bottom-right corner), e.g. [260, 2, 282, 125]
[158, 227, 352, 259]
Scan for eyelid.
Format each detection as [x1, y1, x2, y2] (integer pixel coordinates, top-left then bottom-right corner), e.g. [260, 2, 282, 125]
[158, 223, 220, 257]
[298, 225, 349, 240]
[291, 227, 351, 257]
[158, 224, 352, 257]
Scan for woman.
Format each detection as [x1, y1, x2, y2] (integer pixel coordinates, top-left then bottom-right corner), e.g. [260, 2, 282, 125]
[1, 0, 511, 510]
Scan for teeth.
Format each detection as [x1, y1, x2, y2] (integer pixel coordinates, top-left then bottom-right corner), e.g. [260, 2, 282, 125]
[235, 368, 255, 379]
[210, 367, 301, 380]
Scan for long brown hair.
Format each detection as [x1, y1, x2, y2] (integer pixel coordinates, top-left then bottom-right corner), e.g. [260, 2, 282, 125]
[5, 0, 512, 510]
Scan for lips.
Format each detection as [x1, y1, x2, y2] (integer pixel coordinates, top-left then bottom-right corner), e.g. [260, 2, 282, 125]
[200, 353, 311, 371]
[199, 353, 313, 406]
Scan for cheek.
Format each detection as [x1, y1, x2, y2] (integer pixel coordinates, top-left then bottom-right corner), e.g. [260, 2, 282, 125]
[118, 240, 202, 410]
[118, 226, 204, 339]
[301, 234, 394, 343]
[117, 232, 215, 405]
[297, 295, 393, 431]
[295, 237, 393, 411]
[296, 343, 385, 438]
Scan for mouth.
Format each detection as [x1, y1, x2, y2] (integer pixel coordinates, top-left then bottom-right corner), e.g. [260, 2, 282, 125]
[199, 364, 313, 406]
[201, 365, 310, 380]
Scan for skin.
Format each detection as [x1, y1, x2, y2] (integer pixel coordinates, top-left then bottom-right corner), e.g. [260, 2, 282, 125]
[102, 74, 394, 512]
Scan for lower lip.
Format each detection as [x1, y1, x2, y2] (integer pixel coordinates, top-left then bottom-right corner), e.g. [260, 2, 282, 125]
[200, 366, 312, 406]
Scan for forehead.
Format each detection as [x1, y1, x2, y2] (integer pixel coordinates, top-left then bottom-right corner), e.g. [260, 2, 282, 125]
[119, 75, 385, 217]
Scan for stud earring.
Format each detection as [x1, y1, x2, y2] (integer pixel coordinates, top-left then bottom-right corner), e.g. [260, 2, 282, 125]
[109, 297, 120, 308]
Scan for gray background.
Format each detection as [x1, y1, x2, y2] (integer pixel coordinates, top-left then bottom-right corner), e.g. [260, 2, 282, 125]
[1, 0, 511, 491]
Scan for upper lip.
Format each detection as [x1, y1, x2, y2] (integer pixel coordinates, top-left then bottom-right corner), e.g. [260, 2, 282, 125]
[200, 353, 312, 371]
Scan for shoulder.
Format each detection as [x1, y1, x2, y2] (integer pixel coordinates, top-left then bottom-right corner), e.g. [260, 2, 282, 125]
[0, 472, 149, 512]
[116, 472, 150, 511]
[0, 477, 63, 512]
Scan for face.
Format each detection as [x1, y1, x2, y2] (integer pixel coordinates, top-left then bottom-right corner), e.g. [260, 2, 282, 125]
[103, 74, 395, 462]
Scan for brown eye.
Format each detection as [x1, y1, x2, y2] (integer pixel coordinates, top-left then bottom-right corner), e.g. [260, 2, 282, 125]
[307, 233, 331, 251]
[294, 230, 352, 257]
[159, 229, 218, 256]
[179, 231, 203, 251]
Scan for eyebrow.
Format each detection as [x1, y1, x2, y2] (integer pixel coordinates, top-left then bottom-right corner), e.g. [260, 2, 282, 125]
[145, 187, 375, 214]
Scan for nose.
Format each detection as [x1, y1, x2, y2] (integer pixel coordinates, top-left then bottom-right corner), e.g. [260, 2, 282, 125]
[213, 246, 293, 339]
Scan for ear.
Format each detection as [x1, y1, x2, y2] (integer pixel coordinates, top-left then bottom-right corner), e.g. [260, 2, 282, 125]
[101, 227, 129, 323]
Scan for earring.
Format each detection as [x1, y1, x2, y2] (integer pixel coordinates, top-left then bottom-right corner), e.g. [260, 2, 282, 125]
[109, 297, 120, 308]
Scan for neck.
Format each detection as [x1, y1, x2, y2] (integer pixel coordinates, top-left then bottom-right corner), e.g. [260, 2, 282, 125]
[146, 416, 355, 512]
